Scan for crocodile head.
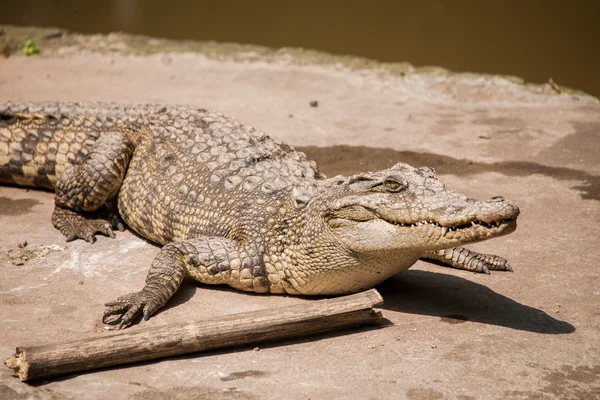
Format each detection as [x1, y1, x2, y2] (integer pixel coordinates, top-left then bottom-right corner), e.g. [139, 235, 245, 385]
[323, 163, 519, 254]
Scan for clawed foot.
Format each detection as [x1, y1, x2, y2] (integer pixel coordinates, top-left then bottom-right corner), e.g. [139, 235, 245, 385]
[104, 201, 126, 232]
[103, 290, 163, 329]
[471, 253, 513, 274]
[423, 248, 514, 274]
[52, 205, 125, 243]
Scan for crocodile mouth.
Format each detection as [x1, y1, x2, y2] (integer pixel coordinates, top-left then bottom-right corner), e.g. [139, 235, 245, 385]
[383, 217, 517, 238]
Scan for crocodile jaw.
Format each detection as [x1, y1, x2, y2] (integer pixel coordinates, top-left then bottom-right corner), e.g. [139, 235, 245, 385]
[328, 215, 516, 254]
[379, 214, 517, 247]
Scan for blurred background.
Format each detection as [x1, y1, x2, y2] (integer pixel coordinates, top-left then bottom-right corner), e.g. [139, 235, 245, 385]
[2, 0, 599, 97]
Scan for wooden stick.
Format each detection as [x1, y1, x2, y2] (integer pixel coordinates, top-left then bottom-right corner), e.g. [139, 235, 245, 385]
[5, 289, 384, 381]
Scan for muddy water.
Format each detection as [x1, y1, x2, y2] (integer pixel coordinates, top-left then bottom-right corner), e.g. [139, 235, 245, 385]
[2, 0, 599, 97]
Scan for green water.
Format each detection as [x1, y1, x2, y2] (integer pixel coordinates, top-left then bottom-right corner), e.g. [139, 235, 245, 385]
[2, 0, 599, 97]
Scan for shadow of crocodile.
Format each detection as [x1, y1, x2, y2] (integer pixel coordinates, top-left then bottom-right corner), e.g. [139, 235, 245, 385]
[48, 269, 574, 383]
[377, 269, 575, 334]
[163, 267, 574, 335]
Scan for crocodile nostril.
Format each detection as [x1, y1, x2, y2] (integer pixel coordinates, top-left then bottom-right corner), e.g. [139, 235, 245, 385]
[490, 196, 505, 202]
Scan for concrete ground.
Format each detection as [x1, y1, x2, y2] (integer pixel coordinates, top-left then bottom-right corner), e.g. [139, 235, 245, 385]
[0, 28, 599, 399]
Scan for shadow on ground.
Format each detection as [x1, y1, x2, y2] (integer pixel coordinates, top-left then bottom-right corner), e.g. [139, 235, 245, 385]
[160, 269, 575, 337]
[42, 267, 576, 384]
[377, 269, 575, 334]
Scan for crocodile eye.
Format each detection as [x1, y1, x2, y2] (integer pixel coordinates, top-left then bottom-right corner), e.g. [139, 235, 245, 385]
[384, 179, 404, 193]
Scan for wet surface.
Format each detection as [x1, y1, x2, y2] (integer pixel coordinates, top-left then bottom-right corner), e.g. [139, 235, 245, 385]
[0, 196, 41, 216]
[300, 146, 600, 201]
[539, 121, 600, 170]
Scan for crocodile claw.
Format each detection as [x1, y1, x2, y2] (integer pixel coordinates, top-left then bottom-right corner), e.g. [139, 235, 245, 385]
[103, 290, 163, 329]
[85, 234, 96, 244]
[53, 206, 121, 243]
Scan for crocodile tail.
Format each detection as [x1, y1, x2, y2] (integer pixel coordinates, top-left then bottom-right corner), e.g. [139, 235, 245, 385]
[0, 104, 99, 189]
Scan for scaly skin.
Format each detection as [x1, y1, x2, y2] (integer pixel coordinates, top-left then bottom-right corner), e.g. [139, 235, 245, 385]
[0, 101, 519, 328]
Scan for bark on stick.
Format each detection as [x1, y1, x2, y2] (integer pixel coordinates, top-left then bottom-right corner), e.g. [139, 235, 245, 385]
[5, 289, 384, 381]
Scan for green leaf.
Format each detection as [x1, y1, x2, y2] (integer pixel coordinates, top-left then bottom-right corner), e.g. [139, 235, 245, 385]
[23, 39, 40, 56]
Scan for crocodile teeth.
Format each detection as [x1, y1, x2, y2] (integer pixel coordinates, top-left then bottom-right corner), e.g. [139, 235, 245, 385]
[471, 222, 476, 226]
[441, 226, 448, 237]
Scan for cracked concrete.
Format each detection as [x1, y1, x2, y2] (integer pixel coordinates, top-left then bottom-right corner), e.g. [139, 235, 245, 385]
[0, 27, 599, 399]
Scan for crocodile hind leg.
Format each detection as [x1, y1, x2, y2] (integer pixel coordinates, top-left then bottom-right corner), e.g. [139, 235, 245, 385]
[103, 236, 252, 329]
[52, 129, 136, 242]
[421, 247, 513, 274]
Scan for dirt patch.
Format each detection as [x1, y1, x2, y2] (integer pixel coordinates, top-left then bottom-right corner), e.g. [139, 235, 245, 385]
[5, 244, 63, 266]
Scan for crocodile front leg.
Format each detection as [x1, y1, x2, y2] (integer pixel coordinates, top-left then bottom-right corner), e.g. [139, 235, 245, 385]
[103, 236, 253, 329]
[52, 129, 136, 242]
[421, 247, 513, 274]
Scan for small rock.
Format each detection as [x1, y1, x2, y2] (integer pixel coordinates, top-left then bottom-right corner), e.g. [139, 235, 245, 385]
[253, 347, 260, 352]
[478, 134, 491, 139]
[18, 240, 28, 248]
[309, 100, 319, 107]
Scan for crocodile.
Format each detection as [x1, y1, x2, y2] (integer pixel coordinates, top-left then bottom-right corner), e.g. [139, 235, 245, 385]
[0, 101, 519, 328]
